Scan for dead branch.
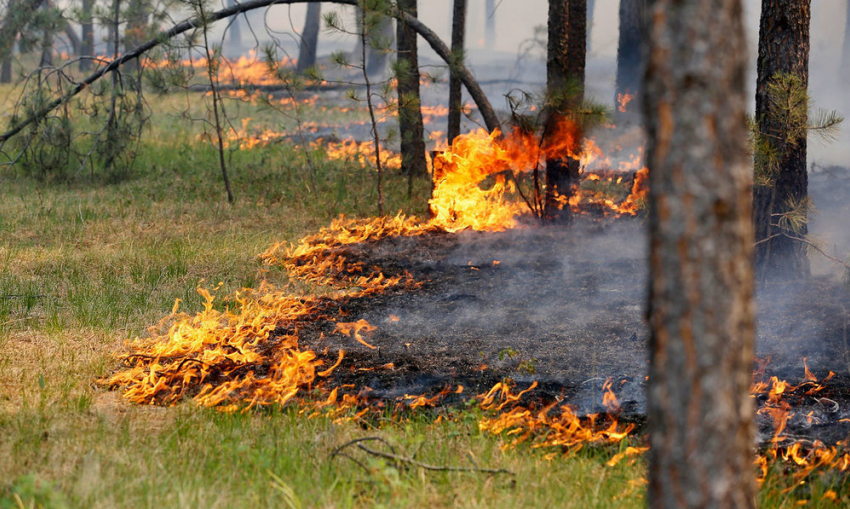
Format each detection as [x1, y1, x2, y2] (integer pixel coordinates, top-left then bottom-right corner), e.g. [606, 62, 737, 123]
[756, 230, 850, 272]
[331, 436, 513, 475]
[0, 0, 500, 146]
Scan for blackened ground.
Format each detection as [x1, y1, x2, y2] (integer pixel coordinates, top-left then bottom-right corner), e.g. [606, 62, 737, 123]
[283, 194, 850, 445]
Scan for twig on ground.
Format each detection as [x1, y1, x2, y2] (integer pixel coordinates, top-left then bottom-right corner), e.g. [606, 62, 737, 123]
[330, 436, 513, 476]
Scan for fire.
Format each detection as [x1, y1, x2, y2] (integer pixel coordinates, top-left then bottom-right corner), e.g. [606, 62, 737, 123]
[617, 93, 634, 113]
[477, 381, 635, 453]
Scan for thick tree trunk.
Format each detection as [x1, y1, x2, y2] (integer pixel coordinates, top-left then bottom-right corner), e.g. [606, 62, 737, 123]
[396, 0, 427, 187]
[643, 0, 756, 505]
[615, 0, 644, 114]
[753, 0, 811, 278]
[80, 0, 94, 72]
[296, 3, 321, 73]
[544, 0, 586, 222]
[448, 0, 466, 144]
[484, 0, 495, 49]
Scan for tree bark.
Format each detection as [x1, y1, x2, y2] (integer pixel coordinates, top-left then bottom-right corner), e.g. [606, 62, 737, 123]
[296, 3, 321, 73]
[80, 0, 94, 72]
[396, 0, 426, 189]
[643, 0, 756, 505]
[753, 0, 811, 278]
[448, 0, 466, 144]
[544, 0, 586, 222]
[615, 0, 644, 114]
[0, 0, 502, 145]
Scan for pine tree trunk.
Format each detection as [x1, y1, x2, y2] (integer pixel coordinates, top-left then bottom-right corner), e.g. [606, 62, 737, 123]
[227, 0, 242, 45]
[0, 56, 11, 83]
[544, 0, 586, 222]
[296, 3, 321, 74]
[615, 0, 644, 114]
[64, 25, 81, 55]
[39, 0, 54, 68]
[448, 0, 466, 144]
[365, 14, 393, 76]
[484, 0, 495, 49]
[753, 0, 811, 278]
[124, 0, 150, 75]
[80, 0, 94, 72]
[842, 1, 850, 87]
[0, 0, 47, 62]
[396, 0, 427, 189]
[643, 0, 756, 505]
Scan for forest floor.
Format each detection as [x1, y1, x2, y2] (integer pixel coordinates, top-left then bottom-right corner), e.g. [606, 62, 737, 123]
[1, 83, 848, 508]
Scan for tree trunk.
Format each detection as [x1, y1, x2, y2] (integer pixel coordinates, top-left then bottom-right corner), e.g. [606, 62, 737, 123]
[544, 0, 586, 222]
[39, 0, 55, 68]
[448, 0, 466, 144]
[484, 0, 495, 49]
[753, 0, 811, 278]
[615, 0, 644, 115]
[124, 0, 150, 74]
[227, 0, 243, 45]
[842, 1, 850, 88]
[0, 0, 503, 144]
[0, 0, 45, 78]
[396, 0, 427, 189]
[0, 56, 11, 83]
[64, 25, 81, 55]
[643, 0, 756, 505]
[80, 0, 94, 72]
[365, 13, 393, 76]
[296, 3, 321, 73]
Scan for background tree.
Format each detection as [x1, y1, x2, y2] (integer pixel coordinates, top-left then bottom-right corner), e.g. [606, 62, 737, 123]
[544, 0, 586, 221]
[842, 0, 850, 92]
[79, 0, 95, 72]
[753, 0, 811, 278]
[643, 0, 756, 505]
[296, 3, 321, 74]
[484, 0, 495, 49]
[447, 0, 466, 144]
[0, 0, 48, 83]
[395, 0, 426, 198]
[615, 0, 644, 115]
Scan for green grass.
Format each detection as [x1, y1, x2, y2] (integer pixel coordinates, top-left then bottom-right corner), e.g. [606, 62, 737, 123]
[0, 83, 846, 508]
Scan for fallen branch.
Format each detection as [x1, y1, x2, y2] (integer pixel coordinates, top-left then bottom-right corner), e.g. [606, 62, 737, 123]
[331, 436, 513, 475]
[0, 0, 500, 145]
